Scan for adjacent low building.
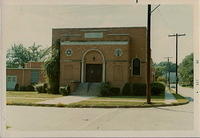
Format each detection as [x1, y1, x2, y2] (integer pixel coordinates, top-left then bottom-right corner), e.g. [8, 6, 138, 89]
[6, 62, 45, 90]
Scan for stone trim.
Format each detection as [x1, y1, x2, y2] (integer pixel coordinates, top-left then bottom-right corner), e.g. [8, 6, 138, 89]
[107, 33, 129, 36]
[61, 59, 129, 63]
[61, 41, 129, 46]
[62, 60, 81, 62]
[80, 29, 108, 32]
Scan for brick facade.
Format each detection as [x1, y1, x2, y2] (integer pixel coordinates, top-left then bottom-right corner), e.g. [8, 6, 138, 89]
[53, 27, 151, 89]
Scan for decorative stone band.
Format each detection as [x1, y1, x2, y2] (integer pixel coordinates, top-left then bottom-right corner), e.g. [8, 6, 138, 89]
[107, 33, 129, 36]
[62, 59, 129, 62]
[61, 41, 129, 46]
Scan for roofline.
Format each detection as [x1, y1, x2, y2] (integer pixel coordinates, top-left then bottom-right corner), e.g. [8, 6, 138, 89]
[52, 26, 147, 30]
[6, 68, 42, 70]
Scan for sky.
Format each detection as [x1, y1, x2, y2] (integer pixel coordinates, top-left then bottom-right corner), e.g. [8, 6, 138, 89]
[3, 4, 193, 64]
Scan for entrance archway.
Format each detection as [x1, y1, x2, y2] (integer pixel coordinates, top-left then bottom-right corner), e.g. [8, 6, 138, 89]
[81, 49, 105, 83]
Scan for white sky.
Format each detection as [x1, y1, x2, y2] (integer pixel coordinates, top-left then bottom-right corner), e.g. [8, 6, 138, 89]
[3, 4, 193, 64]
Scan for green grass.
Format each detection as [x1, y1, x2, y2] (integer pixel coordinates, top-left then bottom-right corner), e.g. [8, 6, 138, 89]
[6, 91, 62, 105]
[172, 93, 189, 103]
[7, 98, 45, 104]
[96, 94, 165, 100]
[7, 91, 62, 98]
[167, 88, 189, 103]
[67, 100, 165, 107]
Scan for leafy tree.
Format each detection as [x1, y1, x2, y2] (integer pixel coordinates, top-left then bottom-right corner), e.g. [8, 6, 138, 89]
[6, 44, 30, 68]
[178, 53, 193, 87]
[6, 43, 48, 68]
[153, 61, 176, 81]
[44, 39, 60, 94]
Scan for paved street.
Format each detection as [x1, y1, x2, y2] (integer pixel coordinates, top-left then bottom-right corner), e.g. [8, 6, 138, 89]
[6, 86, 194, 131]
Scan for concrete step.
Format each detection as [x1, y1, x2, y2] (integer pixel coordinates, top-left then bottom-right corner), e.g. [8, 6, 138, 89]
[71, 83, 101, 96]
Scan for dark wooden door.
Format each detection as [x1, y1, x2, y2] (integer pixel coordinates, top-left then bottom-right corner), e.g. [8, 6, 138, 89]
[86, 64, 102, 82]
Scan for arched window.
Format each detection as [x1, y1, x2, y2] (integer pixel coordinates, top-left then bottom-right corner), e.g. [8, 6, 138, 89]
[132, 58, 140, 75]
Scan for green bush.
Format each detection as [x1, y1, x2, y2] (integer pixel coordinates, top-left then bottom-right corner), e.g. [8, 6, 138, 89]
[122, 82, 165, 96]
[122, 83, 131, 96]
[14, 83, 20, 91]
[19, 84, 35, 91]
[110, 87, 120, 96]
[122, 83, 146, 96]
[59, 85, 70, 96]
[100, 82, 111, 97]
[34, 83, 48, 93]
[157, 76, 167, 84]
[132, 83, 146, 96]
[26, 85, 35, 91]
[151, 82, 165, 95]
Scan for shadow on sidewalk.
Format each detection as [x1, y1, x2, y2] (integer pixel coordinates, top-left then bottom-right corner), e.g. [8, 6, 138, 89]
[153, 107, 193, 114]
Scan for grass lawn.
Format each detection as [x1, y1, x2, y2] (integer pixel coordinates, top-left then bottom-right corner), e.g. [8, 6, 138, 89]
[67, 94, 167, 108]
[67, 100, 165, 107]
[172, 93, 189, 103]
[6, 91, 188, 108]
[92, 94, 165, 101]
[7, 91, 62, 105]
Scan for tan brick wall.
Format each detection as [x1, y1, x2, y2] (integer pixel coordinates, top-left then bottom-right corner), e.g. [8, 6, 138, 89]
[25, 62, 44, 68]
[6, 68, 45, 87]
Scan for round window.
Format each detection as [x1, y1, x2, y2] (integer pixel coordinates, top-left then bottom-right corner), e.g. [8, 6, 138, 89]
[114, 48, 123, 56]
[65, 49, 73, 56]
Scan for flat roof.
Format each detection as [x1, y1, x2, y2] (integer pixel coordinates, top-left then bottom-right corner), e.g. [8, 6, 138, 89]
[52, 26, 147, 30]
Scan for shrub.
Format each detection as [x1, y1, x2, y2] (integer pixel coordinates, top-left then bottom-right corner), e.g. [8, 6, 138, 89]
[110, 87, 120, 96]
[151, 82, 165, 95]
[14, 83, 20, 91]
[19, 85, 35, 91]
[34, 83, 48, 93]
[26, 85, 35, 91]
[19, 86, 26, 91]
[132, 83, 146, 96]
[100, 82, 111, 97]
[122, 83, 131, 96]
[59, 85, 70, 96]
[122, 83, 146, 96]
[157, 76, 167, 84]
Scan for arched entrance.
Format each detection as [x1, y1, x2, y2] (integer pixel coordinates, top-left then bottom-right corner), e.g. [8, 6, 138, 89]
[81, 49, 105, 83]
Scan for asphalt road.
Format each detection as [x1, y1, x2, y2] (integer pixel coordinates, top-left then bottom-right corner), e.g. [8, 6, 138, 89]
[6, 86, 194, 131]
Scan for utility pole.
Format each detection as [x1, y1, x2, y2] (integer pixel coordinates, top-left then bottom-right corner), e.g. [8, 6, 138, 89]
[168, 33, 186, 94]
[136, 0, 160, 104]
[164, 57, 172, 89]
[146, 5, 151, 104]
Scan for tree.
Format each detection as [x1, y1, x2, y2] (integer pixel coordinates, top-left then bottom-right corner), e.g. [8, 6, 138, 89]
[153, 61, 176, 81]
[44, 39, 60, 94]
[178, 53, 193, 87]
[6, 43, 48, 68]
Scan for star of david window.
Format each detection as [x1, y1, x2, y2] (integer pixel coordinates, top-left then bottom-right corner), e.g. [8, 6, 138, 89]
[114, 48, 123, 57]
[65, 49, 73, 56]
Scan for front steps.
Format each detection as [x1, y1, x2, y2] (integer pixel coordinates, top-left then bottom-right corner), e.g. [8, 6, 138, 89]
[71, 83, 101, 96]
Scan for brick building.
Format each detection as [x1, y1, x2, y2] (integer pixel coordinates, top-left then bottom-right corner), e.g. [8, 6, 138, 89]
[53, 27, 152, 91]
[6, 62, 45, 90]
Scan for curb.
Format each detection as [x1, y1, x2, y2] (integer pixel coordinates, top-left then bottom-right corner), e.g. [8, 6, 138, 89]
[6, 100, 189, 108]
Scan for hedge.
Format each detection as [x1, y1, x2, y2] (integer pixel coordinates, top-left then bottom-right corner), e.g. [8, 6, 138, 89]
[122, 82, 165, 96]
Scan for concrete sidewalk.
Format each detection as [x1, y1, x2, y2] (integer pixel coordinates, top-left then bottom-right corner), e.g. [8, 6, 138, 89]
[36, 91, 177, 105]
[36, 95, 95, 105]
[164, 91, 177, 104]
